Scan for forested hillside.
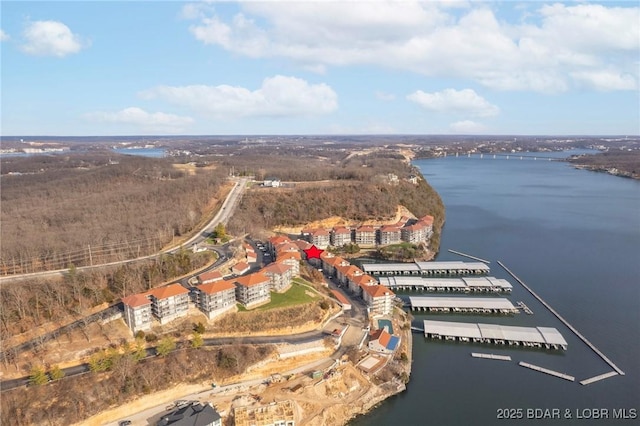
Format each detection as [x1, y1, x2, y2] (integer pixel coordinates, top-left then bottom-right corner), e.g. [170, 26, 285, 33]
[1, 154, 226, 273]
[227, 153, 445, 248]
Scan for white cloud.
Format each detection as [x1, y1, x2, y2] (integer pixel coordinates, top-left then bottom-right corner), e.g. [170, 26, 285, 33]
[571, 70, 638, 92]
[0, 29, 9, 42]
[449, 120, 488, 134]
[184, 1, 639, 93]
[84, 107, 194, 133]
[141, 75, 338, 118]
[21, 20, 87, 57]
[407, 88, 499, 117]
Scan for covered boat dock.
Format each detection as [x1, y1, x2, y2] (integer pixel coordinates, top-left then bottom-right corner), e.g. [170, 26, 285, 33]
[408, 296, 519, 314]
[362, 261, 490, 276]
[378, 276, 512, 293]
[423, 320, 568, 350]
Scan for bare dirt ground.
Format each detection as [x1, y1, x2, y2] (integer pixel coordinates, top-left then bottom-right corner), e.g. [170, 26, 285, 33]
[274, 205, 416, 234]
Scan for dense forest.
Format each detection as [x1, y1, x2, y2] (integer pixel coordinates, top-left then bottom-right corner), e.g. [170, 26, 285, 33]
[1, 343, 274, 426]
[567, 150, 640, 179]
[0, 154, 227, 273]
[0, 251, 212, 346]
[227, 153, 445, 248]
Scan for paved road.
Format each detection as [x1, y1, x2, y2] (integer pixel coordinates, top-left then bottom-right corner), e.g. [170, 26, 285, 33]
[0, 177, 248, 284]
[0, 330, 326, 392]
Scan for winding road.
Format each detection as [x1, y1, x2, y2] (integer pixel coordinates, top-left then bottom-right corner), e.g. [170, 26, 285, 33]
[0, 177, 248, 284]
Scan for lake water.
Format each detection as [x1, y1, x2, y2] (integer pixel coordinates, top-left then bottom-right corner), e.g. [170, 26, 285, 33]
[112, 147, 166, 158]
[351, 152, 640, 425]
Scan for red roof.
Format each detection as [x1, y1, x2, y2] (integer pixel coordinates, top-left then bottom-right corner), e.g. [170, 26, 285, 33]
[232, 261, 250, 273]
[419, 215, 434, 225]
[278, 251, 301, 261]
[293, 240, 312, 250]
[150, 283, 189, 300]
[198, 280, 236, 295]
[336, 264, 362, 277]
[234, 271, 270, 287]
[320, 251, 335, 260]
[370, 328, 392, 347]
[403, 222, 426, 231]
[275, 242, 299, 253]
[311, 228, 330, 237]
[331, 289, 351, 306]
[332, 226, 352, 234]
[350, 273, 377, 287]
[362, 284, 395, 298]
[380, 225, 401, 233]
[268, 235, 291, 246]
[323, 256, 347, 267]
[356, 225, 376, 233]
[198, 270, 222, 283]
[122, 293, 151, 308]
[263, 262, 292, 275]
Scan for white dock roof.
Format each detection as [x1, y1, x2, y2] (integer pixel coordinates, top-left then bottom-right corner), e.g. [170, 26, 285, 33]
[537, 327, 569, 346]
[423, 320, 567, 346]
[423, 320, 482, 339]
[361, 263, 420, 272]
[409, 296, 516, 310]
[482, 324, 546, 344]
[380, 276, 512, 290]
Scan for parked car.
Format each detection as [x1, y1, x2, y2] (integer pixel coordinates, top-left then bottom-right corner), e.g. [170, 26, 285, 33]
[118, 421, 132, 426]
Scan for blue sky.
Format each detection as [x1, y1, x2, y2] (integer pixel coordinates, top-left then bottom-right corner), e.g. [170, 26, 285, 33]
[1, 1, 638, 136]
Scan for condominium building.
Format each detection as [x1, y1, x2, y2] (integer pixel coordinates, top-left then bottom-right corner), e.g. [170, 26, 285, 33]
[149, 284, 190, 325]
[362, 284, 395, 316]
[195, 280, 237, 319]
[234, 272, 271, 308]
[122, 294, 153, 333]
[263, 262, 294, 293]
[330, 227, 353, 247]
[355, 225, 376, 246]
[378, 225, 402, 245]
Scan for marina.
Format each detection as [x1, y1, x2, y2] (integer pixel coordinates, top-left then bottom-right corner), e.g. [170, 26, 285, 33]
[408, 296, 519, 314]
[579, 371, 619, 386]
[378, 276, 512, 293]
[518, 362, 575, 382]
[470, 352, 512, 361]
[423, 320, 568, 350]
[362, 261, 490, 276]
[498, 261, 625, 375]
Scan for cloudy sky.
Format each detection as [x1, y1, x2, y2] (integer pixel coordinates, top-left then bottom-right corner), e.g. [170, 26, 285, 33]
[1, 0, 638, 136]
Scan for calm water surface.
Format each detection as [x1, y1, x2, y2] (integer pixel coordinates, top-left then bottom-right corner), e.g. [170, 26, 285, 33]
[351, 152, 640, 425]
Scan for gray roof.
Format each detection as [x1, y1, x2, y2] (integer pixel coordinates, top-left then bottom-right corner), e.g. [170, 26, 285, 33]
[409, 296, 516, 310]
[423, 320, 567, 346]
[156, 403, 221, 426]
[363, 261, 491, 273]
[379, 276, 512, 290]
[362, 263, 420, 272]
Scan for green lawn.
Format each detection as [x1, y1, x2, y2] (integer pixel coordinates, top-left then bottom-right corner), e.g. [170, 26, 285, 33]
[256, 281, 317, 311]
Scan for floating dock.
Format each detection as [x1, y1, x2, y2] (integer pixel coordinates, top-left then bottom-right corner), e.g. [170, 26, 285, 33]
[362, 261, 490, 277]
[498, 261, 624, 376]
[579, 371, 619, 386]
[517, 301, 533, 315]
[408, 296, 519, 314]
[471, 352, 512, 361]
[378, 276, 512, 293]
[519, 361, 575, 382]
[448, 249, 491, 264]
[423, 320, 568, 350]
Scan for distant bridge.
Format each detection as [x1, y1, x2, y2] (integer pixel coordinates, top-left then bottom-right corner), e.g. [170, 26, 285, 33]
[443, 152, 563, 161]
